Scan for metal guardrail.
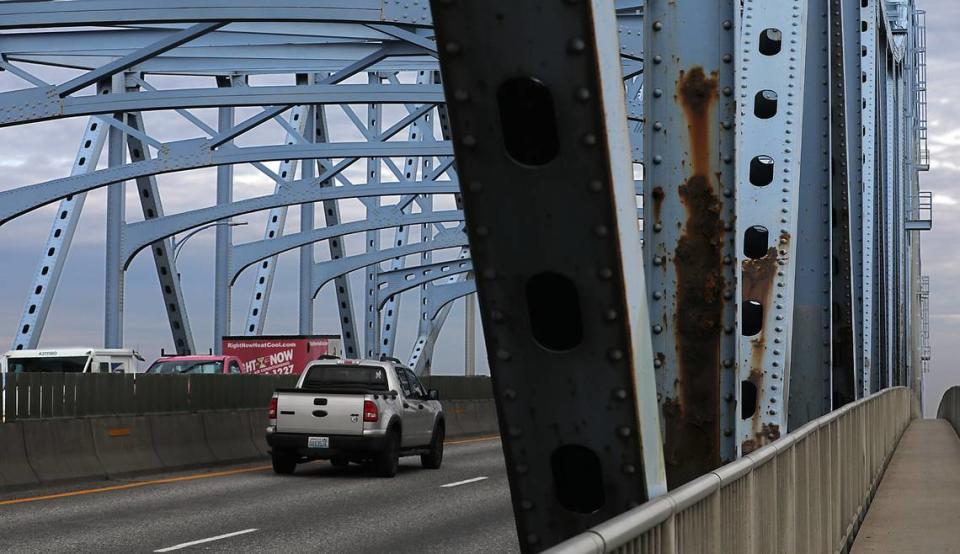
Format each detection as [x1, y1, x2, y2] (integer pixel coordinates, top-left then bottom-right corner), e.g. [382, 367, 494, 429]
[548, 387, 912, 554]
[937, 386, 960, 438]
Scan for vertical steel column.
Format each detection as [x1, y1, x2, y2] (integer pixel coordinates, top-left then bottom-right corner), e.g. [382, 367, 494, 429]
[213, 75, 236, 353]
[12, 112, 107, 350]
[104, 74, 127, 348]
[299, 105, 316, 335]
[643, 0, 737, 481]
[125, 108, 196, 355]
[364, 72, 383, 358]
[861, 0, 880, 393]
[790, 0, 832, 427]
[735, 0, 809, 454]
[883, 61, 896, 388]
[844, 0, 865, 397]
[465, 293, 476, 377]
[314, 100, 361, 358]
[431, 0, 666, 549]
[828, 0, 858, 407]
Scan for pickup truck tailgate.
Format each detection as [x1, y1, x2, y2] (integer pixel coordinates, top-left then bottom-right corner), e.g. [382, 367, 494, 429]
[276, 392, 364, 435]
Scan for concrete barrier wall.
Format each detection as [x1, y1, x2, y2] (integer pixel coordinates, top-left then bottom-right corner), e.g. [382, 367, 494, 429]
[0, 399, 499, 493]
[0, 422, 39, 490]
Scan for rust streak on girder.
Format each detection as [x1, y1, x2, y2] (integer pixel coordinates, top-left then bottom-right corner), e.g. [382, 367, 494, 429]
[740, 232, 789, 454]
[664, 67, 724, 488]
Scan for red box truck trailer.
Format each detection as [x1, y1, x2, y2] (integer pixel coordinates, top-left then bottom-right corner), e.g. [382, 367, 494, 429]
[221, 335, 342, 375]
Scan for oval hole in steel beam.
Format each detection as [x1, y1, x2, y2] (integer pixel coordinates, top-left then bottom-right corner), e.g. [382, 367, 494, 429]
[551, 444, 605, 514]
[497, 77, 559, 166]
[526, 272, 583, 352]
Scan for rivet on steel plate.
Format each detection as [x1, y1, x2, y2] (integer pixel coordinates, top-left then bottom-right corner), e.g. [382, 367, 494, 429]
[575, 88, 591, 102]
[582, 133, 597, 147]
[653, 55, 663, 64]
[653, 155, 663, 164]
[652, 21, 663, 31]
[604, 309, 618, 321]
[653, 291, 663, 300]
[595, 225, 609, 237]
[653, 88, 663, 98]
[496, 349, 511, 361]
[568, 38, 586, 53]
[618, 426, 632, 438]
[461, 135, 477, 147]
[609, 349, 624, 361]
[521, 500, 534, 511]
[613, 389, 628, 400]
[652, 324, 663, 334]
[598, 267, 614, 280]
[588, 179, 603, 192]
[445, 42, 461, 54]
[622, 464, 637, 475]
[653, 223, 663, 232]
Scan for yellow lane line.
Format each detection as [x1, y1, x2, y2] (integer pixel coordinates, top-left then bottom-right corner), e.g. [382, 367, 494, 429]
[0, 435, 501, 507]
[0, 465, 271, 507]
[445, 434, 500, 446]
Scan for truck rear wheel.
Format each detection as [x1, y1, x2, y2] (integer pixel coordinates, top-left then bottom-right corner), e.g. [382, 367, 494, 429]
[374, 430, 399, 478]
[421, 421, 444, 469]
[271, 453, 297, 475]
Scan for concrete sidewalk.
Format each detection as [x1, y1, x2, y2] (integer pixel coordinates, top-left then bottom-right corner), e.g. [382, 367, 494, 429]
[852, 419, 960, 553]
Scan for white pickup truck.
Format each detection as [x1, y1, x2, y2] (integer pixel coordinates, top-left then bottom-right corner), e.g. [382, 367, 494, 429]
[266, 358, 445, 477]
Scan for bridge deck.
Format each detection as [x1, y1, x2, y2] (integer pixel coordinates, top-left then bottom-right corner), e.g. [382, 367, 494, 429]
[852, 419, 960, 552]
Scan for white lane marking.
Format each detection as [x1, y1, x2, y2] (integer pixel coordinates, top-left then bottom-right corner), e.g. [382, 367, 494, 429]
[441, 476, 489, 488]
[154, 529, 258, 552]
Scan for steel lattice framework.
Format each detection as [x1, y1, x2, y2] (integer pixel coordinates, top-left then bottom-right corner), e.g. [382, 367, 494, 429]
[0, 0, 931, 551]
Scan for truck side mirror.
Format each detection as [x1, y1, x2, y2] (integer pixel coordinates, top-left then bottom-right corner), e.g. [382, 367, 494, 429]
[428, 389, 440, 401]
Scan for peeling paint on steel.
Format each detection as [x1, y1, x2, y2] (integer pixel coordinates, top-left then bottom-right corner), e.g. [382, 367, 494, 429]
[662, 67, 725, 487]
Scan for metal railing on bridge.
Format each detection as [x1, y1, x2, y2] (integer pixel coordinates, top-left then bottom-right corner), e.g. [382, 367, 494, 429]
[549, 388, 912, 554]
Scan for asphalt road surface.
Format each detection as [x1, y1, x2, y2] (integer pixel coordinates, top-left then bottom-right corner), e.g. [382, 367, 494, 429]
[0, 436, 519, 553]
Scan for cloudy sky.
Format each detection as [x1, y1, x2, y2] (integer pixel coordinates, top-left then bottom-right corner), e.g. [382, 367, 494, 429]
[0, 2, 956, 416]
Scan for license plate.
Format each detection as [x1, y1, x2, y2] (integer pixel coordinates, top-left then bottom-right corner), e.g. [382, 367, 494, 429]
[308, 436, 329, 449]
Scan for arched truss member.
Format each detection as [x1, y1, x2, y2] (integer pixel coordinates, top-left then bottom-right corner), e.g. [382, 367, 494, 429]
[3, 1, 645, 369]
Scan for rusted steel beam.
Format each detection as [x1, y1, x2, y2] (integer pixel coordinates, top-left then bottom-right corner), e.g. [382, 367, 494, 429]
[644, 0, 738, 486]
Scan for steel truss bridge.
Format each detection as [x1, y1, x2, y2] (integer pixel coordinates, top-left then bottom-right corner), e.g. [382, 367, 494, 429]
[0, 0, 935, 551]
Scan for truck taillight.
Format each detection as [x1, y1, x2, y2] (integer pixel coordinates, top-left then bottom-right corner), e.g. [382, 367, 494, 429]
[363, 400, 379, 423]
[268, 396, 278, 420]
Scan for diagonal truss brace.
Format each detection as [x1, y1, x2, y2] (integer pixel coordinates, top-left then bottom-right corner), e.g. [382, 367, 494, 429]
[124, 107, 196, 355]
[11, 115, 107, 350]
